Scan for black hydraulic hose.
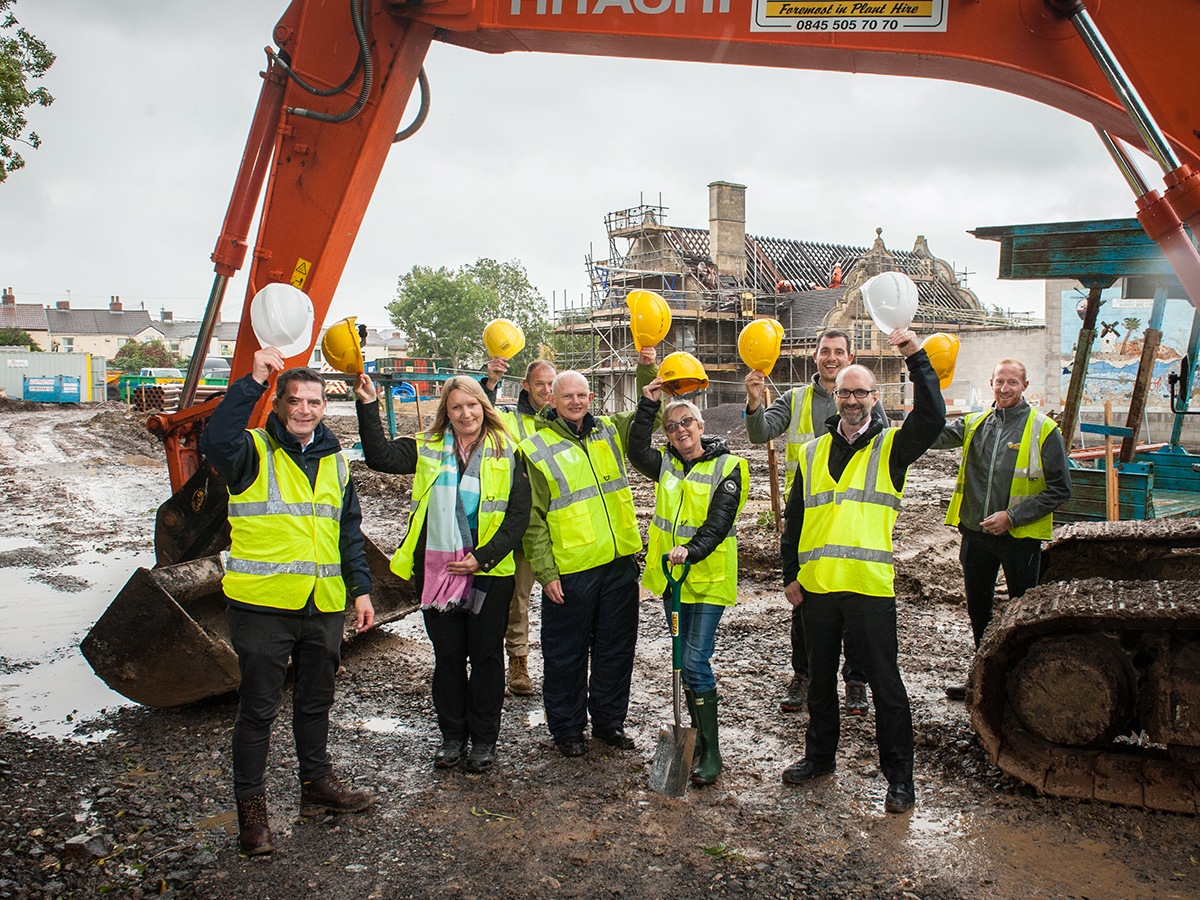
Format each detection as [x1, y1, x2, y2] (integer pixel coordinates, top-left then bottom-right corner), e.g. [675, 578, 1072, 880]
[286, 0, 372, 124]
[393, 68, 430, 143]
[266, 45, 363, 98]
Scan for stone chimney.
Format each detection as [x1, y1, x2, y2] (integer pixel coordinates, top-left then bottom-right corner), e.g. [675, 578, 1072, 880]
[109, 295, 123, 312]
[160, 309, 173, 322]
[708, 181, 746, 281]
[56, 300, 69, 310]
[2, 287, 14, 306]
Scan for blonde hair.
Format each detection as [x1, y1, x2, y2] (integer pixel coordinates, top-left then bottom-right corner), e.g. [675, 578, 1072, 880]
[427, 376, 511, 451]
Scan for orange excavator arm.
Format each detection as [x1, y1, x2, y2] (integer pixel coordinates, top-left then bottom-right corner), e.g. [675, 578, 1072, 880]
[154, 0, 1199, 497]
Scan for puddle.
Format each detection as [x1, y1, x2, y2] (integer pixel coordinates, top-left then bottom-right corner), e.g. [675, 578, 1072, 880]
[354, 716, 419, 735]
[526, 709, 546, 728]
[0, 548, 153, 739]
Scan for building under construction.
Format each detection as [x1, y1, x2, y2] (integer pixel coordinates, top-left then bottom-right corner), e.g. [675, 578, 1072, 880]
[553, 181, 1034, 412]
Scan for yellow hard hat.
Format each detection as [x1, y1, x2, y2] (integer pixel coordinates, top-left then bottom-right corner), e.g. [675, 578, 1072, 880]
[738, 318, 785, 373]
[922, 332, 960, 390]
[627, 290, 672, 350]
[321, 316, 365, 374]
[658, 351, 709, 396]
[483, 318, 525, 359]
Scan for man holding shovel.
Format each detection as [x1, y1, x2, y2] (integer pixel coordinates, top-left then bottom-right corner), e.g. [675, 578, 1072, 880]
[779, 328, 944, 814]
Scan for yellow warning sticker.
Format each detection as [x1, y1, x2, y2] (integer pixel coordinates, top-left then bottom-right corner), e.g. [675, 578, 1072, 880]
[291, 258, 312, 290]
[752, 0, 946, 32]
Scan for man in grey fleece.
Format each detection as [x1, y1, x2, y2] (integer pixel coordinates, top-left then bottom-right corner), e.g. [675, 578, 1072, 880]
[934, 358, 1071, 700]
[745, 329, 885, 718]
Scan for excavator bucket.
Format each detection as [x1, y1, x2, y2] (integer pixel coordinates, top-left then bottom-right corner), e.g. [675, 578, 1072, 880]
[83, 534, 417, 708]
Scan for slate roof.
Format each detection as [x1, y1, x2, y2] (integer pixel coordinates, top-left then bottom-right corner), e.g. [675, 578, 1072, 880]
[45, 308, 155, 336]
[669, 227, 976, 319]
[0, 304, 49, 332]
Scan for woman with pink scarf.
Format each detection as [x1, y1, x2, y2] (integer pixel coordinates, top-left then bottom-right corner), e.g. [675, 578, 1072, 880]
[354, 375, 530, 772]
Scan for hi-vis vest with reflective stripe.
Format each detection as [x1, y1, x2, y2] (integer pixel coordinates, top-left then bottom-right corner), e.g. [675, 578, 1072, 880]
[224, 429, 349, 612]
[797, 428, 904, 598]
[945, 407, 1059, 540]
[520, 419, 641, 575]
[784, 386, 817, 494]
[643, 452, 749, 606]
[391, 433, 518, 580]
[498, 408, 537, 443]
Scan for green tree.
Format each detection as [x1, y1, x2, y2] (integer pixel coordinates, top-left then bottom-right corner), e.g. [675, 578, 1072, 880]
[388, 258, 550, 371]
[111, 338, 182, 372]
[0, 325, 40, 348]
[1, 0, 55, 183]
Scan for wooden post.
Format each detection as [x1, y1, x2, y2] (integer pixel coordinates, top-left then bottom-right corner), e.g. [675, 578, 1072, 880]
[1120, 285, 1168, 462]
[1060, 283, 1106, 452]
[764, 386, 783, 534]
[1104, 400, 1119, 521]
[414, 389, 424, 432]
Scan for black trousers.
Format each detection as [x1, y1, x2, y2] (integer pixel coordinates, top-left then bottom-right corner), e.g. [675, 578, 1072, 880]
[226, 605, 343, 801]
[541, 555, 640, 741]
[801, 590, 913, 786]
[422, 574, 514, 745]
[958, 526, 1041, 648]
[790, 603, 866, 684]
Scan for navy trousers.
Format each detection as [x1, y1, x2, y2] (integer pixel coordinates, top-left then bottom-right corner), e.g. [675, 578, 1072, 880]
[541, 555, 639, 741]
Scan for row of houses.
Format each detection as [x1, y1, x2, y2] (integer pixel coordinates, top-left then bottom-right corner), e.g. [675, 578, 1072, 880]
[0, 289, 408, 367]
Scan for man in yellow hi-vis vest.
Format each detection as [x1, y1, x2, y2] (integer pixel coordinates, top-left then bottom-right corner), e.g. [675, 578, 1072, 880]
[779, 329, 945, 815]
[746, 329, 885, 718]
[481, 356, 557, 697]
[933, 359, 1071, 701]
[519, 349, 657, 758]
[200, 347, 376, 857]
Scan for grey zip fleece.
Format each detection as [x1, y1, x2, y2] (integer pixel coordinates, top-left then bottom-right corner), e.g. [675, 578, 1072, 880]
[932, 399, 1071, 533]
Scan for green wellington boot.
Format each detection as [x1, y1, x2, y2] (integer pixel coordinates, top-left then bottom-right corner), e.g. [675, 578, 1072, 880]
[691, 689, 722, 786]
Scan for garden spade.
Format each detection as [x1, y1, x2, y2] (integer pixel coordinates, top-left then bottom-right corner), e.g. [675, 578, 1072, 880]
[648, 556, 697, 798]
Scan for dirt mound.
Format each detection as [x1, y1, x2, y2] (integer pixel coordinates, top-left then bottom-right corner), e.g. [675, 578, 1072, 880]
[0, 396, 44, 412]
[84, 404, 166, 458]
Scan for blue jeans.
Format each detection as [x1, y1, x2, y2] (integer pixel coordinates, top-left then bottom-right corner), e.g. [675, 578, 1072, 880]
[662, 599, 724, 693]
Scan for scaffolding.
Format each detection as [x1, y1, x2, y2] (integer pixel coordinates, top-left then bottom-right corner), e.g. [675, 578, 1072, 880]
[551, 201, 1038, 414]
[553, 202, 785, 411]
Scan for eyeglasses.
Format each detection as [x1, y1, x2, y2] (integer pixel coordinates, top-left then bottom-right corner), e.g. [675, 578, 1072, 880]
[664, 416, 697, 432]
[833, 388, 877, 400]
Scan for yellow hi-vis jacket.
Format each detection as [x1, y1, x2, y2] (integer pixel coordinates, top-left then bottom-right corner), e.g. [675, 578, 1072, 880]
[797, 428, 904, 598]
[643, 453, 749, 606]
[945, 407, 1059, 540]
[784, 386, 817, 495]
[391, 433, 518, 580]
[224, 429, 350, 612]
[497, 408, 537, 443]
[519, 418, 641, 576]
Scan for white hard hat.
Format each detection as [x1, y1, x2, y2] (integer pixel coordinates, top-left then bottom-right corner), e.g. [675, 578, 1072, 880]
[250, 283, 315, 358]
[861, 271, 919, 334]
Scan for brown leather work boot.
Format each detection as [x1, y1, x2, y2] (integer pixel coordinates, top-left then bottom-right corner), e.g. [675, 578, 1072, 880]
[236, 794, 274, 856]
[300, 774, 376, 816]
[507, 655, 534, 696]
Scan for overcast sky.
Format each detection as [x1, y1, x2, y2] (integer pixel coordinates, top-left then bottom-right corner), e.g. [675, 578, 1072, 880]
[2, 1, 1154, 334]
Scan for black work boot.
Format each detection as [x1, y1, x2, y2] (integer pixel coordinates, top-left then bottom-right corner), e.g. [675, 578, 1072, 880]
[299, 774, 375, 816]
[236, 794, 274, 856]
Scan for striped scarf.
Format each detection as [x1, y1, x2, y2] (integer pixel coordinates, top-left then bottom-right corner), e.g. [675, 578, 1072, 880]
[421, 431, 486, 614]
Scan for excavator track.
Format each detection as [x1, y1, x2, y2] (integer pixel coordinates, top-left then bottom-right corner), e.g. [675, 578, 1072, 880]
[968, 527, 1200, 812]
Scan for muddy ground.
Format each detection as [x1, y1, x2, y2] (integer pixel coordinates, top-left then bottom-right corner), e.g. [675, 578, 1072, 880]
[0, 399, 1198, 900]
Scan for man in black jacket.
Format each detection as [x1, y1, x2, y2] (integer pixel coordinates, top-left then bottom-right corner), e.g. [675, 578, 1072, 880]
[200, 347, 375, 856]
[779, 329, 945, 814]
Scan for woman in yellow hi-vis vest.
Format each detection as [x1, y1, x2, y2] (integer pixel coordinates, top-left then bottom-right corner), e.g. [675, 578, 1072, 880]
[627, 378, 748, 786]
[354, 375, 530, 773]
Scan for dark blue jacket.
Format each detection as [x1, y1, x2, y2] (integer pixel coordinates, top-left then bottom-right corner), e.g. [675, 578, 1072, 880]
[200, 373, 372, 613]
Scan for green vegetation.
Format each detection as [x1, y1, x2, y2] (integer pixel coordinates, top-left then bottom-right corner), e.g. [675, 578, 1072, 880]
[1, 0, 55, 182]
